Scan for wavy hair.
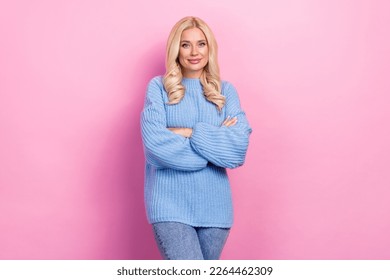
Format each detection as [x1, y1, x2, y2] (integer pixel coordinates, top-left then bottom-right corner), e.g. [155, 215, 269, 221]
[163, 16, 225, 111]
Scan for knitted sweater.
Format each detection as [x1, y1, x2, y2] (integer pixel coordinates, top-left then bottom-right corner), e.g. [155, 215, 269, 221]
[140, 76, 252, 228]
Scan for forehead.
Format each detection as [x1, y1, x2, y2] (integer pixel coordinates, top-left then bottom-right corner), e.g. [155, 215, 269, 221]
[181, 27, 206, 41]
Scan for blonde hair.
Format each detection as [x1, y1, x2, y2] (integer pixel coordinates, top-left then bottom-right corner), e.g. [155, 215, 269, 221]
[163, 16, 225, 111]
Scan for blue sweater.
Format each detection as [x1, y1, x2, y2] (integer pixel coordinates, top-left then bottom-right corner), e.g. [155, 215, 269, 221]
[140, 76, 252, 228]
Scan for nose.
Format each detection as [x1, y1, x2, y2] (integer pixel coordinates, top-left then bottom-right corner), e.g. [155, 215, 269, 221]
[191, 46, 198, 56]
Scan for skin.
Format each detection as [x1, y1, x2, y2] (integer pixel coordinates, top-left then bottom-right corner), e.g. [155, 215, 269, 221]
[178, 27, 209, 79]
[168, 27, 237, 138]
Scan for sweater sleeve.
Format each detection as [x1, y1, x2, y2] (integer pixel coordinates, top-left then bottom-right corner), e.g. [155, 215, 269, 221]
[190, 82, 252, 169]
[140, 77, 208, 171]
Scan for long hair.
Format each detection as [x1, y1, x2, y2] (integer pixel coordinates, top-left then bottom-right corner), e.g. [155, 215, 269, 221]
[163, 16, 225, 111]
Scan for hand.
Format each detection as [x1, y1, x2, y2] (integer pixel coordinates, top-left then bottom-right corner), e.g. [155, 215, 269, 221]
[168, 127, 193, 138]
[222, 116, 238, 127]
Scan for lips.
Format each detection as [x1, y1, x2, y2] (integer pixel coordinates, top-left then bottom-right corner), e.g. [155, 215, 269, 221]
[188, 58, 201, 64]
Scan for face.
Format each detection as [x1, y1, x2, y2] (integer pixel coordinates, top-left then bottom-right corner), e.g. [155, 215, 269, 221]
[178, 27, 209, 78]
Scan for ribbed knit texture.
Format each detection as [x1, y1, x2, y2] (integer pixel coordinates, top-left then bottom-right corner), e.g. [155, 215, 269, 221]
[141, 76, 252, 228]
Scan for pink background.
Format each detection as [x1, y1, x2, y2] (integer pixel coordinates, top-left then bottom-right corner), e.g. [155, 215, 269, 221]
[1, 0, 389, 259]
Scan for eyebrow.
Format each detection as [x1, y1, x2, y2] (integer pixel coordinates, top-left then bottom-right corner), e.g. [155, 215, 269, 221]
[180, 40, 207, 43]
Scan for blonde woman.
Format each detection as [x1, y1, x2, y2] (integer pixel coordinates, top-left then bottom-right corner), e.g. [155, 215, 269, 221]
[140, 16, 252, 260]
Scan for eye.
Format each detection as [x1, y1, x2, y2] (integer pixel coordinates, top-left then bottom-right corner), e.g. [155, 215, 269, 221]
[199, 42, 207, 47]
[181, 43, 190, 48]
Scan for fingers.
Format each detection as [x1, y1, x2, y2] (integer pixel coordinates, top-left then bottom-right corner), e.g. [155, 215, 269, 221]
[167, 127, 192, 138]
[222, 116, 230, 126]
[228, 117, 238, 126]
[222, 116, 238, 127]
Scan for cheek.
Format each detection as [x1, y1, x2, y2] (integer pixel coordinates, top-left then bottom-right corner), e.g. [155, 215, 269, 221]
[179, 49, 189, 61]
[202, 49, 209, 62]
[178, 52, 186, 65]
[202, 48, 209, 57]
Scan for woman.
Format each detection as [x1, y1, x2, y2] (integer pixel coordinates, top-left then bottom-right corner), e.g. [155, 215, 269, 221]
[140, 16, 252, 260]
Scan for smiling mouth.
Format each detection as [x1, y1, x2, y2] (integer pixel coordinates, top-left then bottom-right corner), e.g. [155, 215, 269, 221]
[188, 59, 201, 64]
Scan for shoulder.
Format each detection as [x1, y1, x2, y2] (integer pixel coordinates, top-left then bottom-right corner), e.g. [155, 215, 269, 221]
[221, 80, 233, 89]
[147, 75, 164, 89]
[146, 75, 166, 94]
[221, 80, 239, 98]
[144, 75, 167, 102]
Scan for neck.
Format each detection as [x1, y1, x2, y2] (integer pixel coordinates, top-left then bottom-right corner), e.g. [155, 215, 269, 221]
[182, 69, 203, 79]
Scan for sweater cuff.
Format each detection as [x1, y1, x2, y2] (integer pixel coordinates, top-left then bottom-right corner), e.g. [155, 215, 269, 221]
[190, 122, 208, 146]
[190, 122, 223, 153]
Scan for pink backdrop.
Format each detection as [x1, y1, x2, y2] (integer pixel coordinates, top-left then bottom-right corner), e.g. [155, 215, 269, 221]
[1, 0, 389, 259]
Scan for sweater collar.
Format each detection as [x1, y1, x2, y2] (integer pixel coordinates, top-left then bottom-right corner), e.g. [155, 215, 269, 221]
[182, 77, 203, 90]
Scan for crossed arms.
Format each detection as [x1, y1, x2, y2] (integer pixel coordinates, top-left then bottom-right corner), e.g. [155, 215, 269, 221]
[141, 77, 252, 171]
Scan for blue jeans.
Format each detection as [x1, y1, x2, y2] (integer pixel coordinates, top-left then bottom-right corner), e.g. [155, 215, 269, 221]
[152, 222, 230, 260]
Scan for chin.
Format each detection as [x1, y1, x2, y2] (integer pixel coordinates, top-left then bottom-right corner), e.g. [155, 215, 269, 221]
[189, 65, 206, 72]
